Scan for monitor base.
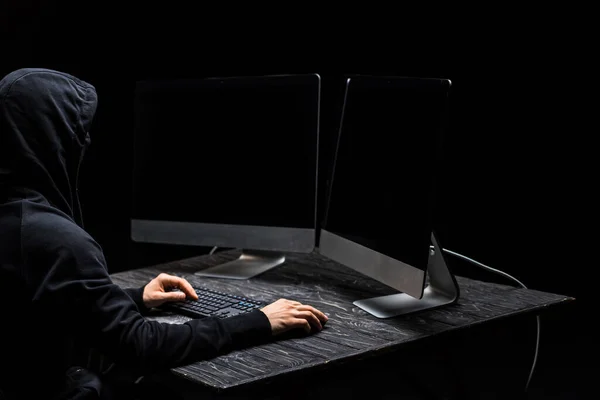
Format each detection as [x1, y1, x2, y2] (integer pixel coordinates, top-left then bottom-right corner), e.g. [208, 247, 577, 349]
[194, 250, 286, 280]
[354, 233, 459, 318]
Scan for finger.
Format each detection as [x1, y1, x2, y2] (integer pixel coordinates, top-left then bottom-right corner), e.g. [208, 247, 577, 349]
[158, 291, 186, 302]
[174, 277, 198, 300]
[160, 275, 198, 300]
[295, 310, 322, 331]
[292, 318, 311, 334]
[158, 274, 183, 288]
[298, 305, 328, 322]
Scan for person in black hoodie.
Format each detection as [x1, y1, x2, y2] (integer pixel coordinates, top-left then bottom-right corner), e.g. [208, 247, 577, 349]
[0, 68, 328, 400]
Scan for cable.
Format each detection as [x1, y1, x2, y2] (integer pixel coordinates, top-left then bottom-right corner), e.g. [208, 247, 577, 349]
[209, 246, 218, 255]
[440, 247, 540, 393]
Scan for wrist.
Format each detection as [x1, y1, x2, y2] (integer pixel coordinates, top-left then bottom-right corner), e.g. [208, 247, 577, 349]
[141, 284, 149, 307]
[133, 285, 150, 312]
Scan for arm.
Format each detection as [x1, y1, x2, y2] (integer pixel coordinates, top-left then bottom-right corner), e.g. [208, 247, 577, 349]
[123, 286, 149, 314]
[22, 219, 272, 373]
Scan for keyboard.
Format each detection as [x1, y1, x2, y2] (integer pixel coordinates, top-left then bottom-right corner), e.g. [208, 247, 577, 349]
[162, 287, 263, 319]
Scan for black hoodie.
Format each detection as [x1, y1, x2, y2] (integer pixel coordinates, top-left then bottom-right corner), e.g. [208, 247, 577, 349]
[0, 69, 272, 398]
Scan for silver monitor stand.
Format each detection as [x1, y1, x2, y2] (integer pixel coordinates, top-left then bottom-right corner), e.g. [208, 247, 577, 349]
[194, 249, 286, 280]
[354, 234, 460, 318]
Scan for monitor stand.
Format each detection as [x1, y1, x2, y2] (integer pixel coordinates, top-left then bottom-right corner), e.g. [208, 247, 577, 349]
[353, 233, 460, 318]
[194, 250, 286, 280]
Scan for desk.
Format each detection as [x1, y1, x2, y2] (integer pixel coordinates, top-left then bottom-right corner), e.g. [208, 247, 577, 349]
[111, 250, 573, 399]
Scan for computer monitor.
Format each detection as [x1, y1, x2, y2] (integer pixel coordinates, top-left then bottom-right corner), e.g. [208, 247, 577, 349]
[319, 75, 459, 318]
[131, 74, 320, 279]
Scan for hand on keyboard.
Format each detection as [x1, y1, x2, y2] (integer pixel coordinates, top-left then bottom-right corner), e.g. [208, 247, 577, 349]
[159, 286, 329, 333]
[142, 273, 198, 309]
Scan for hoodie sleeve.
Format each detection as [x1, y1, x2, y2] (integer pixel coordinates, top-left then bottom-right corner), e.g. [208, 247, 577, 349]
[21, 210, 272, 373]
[123, 286, 150, 314]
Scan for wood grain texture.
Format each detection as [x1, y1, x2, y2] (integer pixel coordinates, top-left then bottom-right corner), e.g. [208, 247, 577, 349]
[111, 250, 574, 391]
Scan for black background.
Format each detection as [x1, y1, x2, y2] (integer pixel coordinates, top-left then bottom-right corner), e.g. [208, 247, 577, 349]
[1, 2, 594, 397]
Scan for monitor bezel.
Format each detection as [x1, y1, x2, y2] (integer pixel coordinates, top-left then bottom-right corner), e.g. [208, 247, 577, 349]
[130, 73, 321, 254]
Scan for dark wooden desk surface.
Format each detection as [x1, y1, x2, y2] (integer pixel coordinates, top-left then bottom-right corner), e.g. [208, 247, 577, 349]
[110, 250, 573, 394]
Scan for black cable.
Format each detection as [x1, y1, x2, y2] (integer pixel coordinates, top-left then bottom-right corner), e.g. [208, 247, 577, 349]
[441, 247, 540, 392]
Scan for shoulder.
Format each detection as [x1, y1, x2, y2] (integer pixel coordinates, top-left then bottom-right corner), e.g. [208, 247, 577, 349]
[20, 200, 102, 259]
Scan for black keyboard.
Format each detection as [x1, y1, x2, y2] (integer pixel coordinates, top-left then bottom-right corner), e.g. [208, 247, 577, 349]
[162, 287, 263, 319]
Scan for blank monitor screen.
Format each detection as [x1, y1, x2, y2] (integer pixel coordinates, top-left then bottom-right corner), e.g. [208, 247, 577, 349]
[132, 74, 320, 233]
[323, 76, 450, 272]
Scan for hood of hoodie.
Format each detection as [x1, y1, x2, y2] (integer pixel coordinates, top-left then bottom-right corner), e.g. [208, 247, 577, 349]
[0, 68, 98, 226]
